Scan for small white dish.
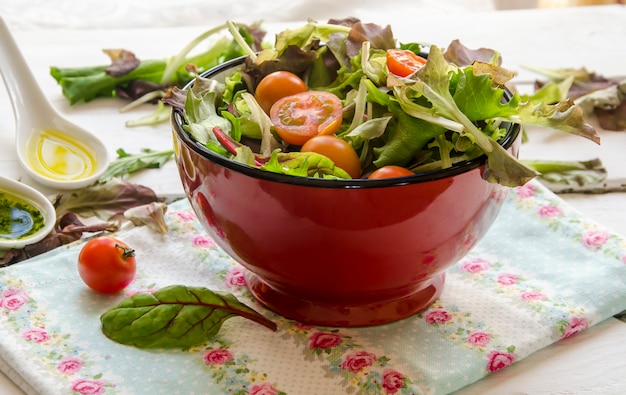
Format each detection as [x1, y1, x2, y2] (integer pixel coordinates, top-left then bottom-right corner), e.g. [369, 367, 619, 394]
[0, 176, 56, 250]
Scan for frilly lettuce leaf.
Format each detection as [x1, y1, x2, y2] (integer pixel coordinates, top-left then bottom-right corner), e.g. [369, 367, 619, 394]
[397, 45, 538, 186]
[518, 98, 600, 143]
[261, 150, 351, 179]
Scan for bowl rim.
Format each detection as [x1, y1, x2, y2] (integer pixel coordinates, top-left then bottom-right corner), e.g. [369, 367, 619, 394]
[171, 56, 521, 189]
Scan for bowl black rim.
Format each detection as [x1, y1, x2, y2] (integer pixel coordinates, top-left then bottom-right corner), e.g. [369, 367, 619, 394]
[172, 56, 521, 189]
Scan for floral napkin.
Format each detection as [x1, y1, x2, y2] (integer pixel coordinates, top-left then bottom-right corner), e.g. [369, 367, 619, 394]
[1, 180, 625, 395]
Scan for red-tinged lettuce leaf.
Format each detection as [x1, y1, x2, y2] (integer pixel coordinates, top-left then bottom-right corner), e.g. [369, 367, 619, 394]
[443, 39, 502, 67]
[527, 65, 618, 100]
[100, 285, 277, 349]
[53, 179, 160, 221]
[595, 99, 626, 131]
[345, 21, 395, 58]
[162, 86, 187, 113]
[245, 45, 318, 85]
[115, 79, 164, 101]
[103, 49, 141, 77]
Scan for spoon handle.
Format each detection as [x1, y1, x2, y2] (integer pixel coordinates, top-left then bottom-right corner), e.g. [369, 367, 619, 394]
[0, 17, 53, 126]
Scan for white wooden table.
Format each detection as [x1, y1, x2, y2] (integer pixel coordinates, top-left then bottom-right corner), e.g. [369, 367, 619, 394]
[1, 3, 625, 394]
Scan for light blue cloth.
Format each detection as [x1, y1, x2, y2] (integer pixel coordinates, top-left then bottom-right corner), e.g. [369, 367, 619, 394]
[1, 180, 624, 395]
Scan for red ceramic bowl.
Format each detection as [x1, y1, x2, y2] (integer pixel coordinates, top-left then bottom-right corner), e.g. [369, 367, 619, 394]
[171, 57, 521, 327]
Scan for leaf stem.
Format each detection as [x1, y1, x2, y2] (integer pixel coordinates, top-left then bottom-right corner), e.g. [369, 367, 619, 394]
[160, 23, 228, 84]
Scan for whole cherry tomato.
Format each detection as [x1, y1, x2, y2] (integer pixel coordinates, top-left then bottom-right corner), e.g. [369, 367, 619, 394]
[77, 236, 136, 293]
[301, 135, 362, 179]
[368, 165, 414, 179]
[254, 71, 308, 114]
[386, 49, 427, 77]
[270, 91, 343, 146]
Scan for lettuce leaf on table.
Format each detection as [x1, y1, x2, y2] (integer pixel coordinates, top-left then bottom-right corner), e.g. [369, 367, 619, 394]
[50, 22, 266, 108]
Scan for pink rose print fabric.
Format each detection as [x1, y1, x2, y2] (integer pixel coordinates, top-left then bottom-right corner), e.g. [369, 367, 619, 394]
[486, 350, 516, 373]
[467, 331, 492, 347]
[203, 349, 234, 365]
[57, 356, 84, 375]
[340, 351, 377, 372]
[0, 180, 623, 395]
[0, 287, 29, 311]
[70, 379, 106, 395]
[309, 331, 343, 349]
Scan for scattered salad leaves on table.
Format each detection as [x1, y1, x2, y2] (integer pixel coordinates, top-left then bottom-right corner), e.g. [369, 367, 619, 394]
[123, 201, 169, 234]
[523, 157, 607, 186]
[53, 179, 161, 220]
[100, 285, 277, 349]
[50, 22, 266, 125]
[1, 213, 119, 267]
[525, 64, 626, 131]
[1, 180, 164, 267]
[98, 148, 174, 183]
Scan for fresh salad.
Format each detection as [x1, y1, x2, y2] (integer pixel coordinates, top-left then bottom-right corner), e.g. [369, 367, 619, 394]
[173, 19, 597, 187]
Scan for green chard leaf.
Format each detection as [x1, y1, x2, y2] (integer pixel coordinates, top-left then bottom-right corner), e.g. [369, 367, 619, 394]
[100, 285, 277, 349]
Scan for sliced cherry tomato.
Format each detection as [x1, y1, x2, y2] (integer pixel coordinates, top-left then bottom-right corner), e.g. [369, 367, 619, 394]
[368, 165, 414, 179]
[301, 135, 362, 179]
[254, 71, 308, 114]
[386, 49, 427, 77]
[270, 91, 343, 146]
[77, 236, 136, 293]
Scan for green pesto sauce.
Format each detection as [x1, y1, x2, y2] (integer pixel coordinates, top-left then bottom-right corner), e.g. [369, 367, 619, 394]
[0, 191, 45, 240]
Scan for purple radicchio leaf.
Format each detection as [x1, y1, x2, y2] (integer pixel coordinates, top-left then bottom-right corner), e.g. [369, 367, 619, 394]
[443, 39, 502, 67]
[104, 49, 141, 77]
[53, 179, 161, 221]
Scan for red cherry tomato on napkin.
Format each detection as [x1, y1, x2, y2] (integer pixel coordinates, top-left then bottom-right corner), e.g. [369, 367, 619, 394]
[254, 71, 308, 114]
[78, 236, 136, 293]
[301, 135, 362, 179]
[270, 91, 343, 146]
[368, 165, 414, 179]
[386, 49, 427, 77]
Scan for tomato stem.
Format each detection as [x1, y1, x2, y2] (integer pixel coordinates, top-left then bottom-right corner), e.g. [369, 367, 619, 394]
[116, 244, 136, 259]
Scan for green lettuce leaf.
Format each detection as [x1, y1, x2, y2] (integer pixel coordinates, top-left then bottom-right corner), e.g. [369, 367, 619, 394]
[453, 67, 520, 121]
[261, 150, 351, 179]
[399, 45, 538, 186]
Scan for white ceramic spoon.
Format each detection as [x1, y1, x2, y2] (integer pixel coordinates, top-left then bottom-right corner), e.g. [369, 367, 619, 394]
[0, 176, 56, 250]
[0, 17, 109, 190]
